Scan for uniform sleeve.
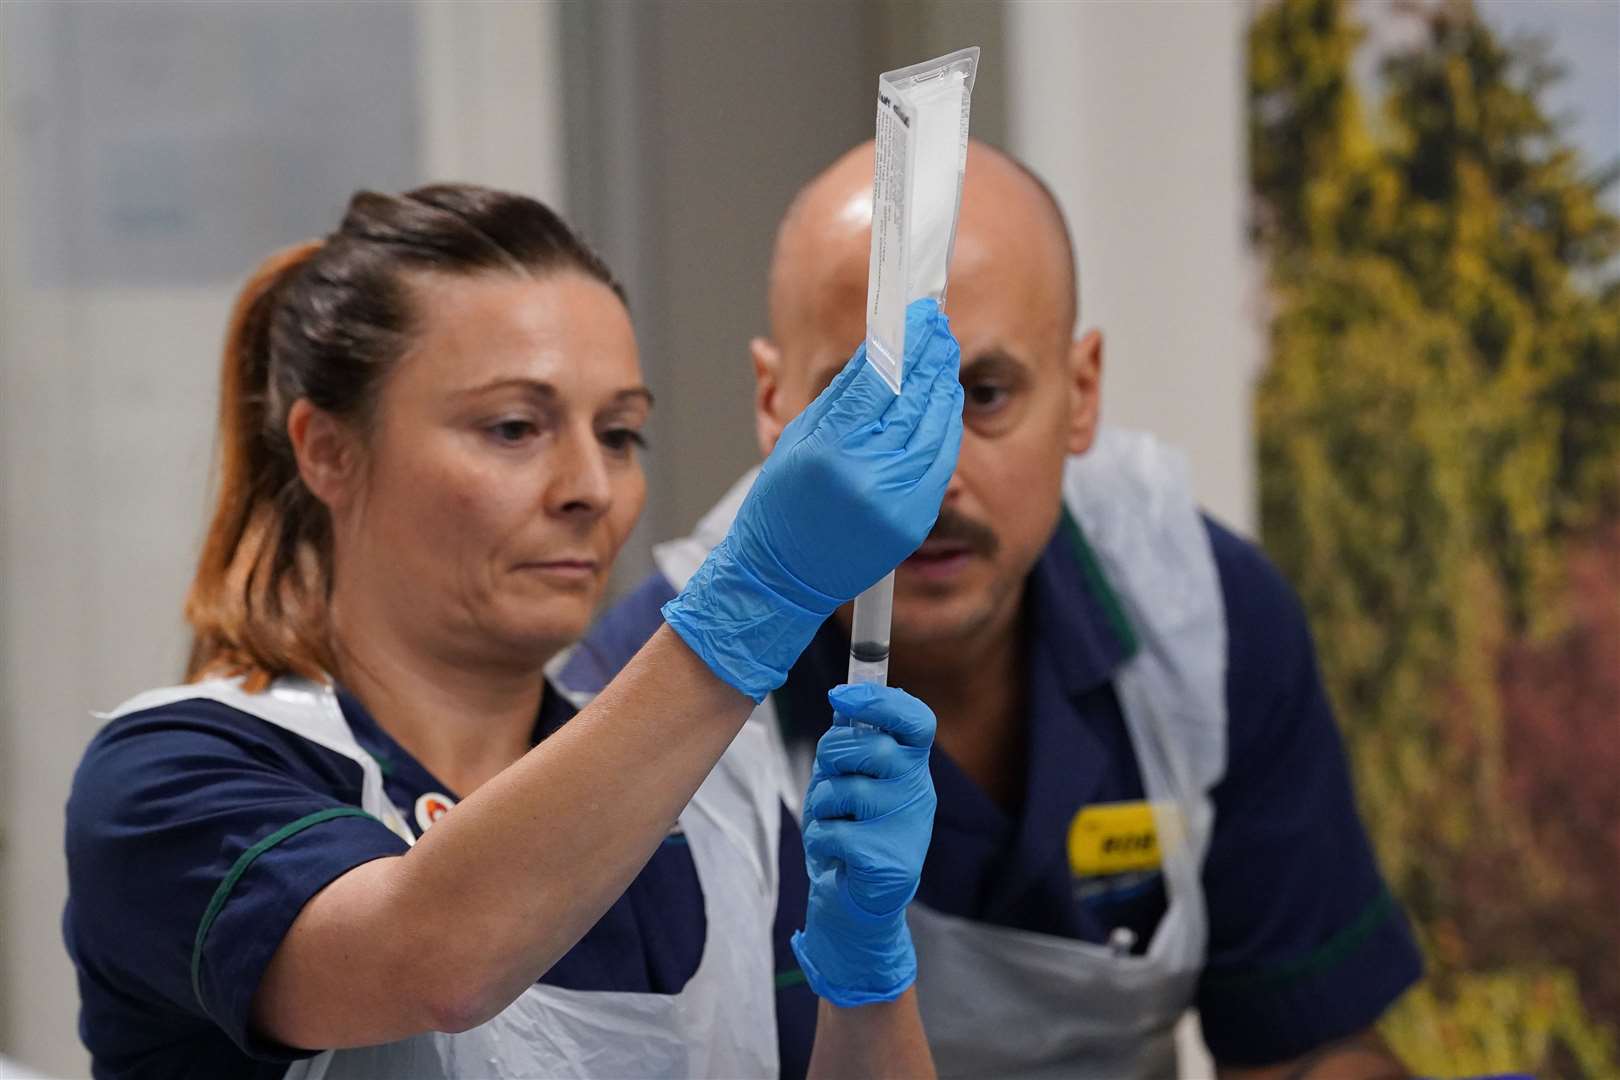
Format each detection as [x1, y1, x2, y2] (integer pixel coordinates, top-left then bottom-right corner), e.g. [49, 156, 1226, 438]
[65, 701, 410, 1060]
[1194, 521, 1422, 1066]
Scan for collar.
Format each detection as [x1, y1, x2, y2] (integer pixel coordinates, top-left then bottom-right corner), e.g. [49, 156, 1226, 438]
[1026, 509, 1138, 699]
[335, 678, 577, 801]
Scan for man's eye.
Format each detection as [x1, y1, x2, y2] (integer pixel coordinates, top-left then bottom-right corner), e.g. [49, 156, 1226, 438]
[965, 383, 1009, 410]
[488, 419, 537, 444]
[600, 428, 648, 454]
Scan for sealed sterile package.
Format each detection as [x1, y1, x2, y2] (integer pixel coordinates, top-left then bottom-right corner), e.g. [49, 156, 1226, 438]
[847, 46, 979, 694]
[863, 46, 979, 393]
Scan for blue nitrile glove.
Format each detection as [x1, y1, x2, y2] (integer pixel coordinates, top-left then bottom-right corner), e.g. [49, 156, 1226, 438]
[662, 299, 963, 701]
[790, 682, 937, 1007]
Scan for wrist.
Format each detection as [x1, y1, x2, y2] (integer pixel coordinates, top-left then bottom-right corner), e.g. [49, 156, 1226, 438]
[660, 537, 834, 702]
[790, 895, 916, 1008]
[790, 923, 916, 1008]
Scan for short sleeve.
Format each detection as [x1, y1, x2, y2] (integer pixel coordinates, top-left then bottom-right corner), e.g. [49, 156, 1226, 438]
[65, 699, 410, 1063]
[1194, 521, 1423, 1066]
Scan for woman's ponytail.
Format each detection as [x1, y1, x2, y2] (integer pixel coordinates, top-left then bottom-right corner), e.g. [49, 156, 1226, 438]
[184, 240, 330, 690]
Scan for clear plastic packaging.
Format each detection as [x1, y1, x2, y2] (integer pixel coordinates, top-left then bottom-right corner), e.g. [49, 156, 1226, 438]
[849, 46, 979, 691]
[862, 46, 980, 393]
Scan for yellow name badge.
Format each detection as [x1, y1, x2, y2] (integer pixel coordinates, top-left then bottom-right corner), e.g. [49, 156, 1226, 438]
[1068, 801, 1161, 876]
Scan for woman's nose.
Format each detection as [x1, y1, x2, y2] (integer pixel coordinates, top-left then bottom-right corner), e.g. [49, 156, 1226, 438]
[544, 425, 612, 519]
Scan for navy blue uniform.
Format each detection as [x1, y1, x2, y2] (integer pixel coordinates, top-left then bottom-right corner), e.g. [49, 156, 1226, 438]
[64, 681, 721, 1079]
[64, 510, 1419, 1078]
[582, 512, 1422, 1069]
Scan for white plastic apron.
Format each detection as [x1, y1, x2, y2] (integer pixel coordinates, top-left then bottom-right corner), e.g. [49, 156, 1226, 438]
[656, 428, 1228, 1079]
[108, 674, 783, 1079]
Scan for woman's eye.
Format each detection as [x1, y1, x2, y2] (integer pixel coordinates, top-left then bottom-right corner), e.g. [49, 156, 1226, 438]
[487, 419, 538, 444]
[600, 428, 648, 454]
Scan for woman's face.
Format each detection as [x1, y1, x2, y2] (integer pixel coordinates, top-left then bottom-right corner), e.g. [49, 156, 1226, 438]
[337, 270, 648, 670]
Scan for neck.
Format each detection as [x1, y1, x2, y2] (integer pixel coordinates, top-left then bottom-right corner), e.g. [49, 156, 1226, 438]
[328, 589, 547, 798]
[887, 594, 1029, 809]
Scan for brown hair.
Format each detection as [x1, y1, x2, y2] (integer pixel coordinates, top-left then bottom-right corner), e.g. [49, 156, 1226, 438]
[184, 184, 624, 690]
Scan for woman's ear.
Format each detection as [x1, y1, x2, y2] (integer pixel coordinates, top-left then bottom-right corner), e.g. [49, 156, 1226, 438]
[287, 399, 362, 512]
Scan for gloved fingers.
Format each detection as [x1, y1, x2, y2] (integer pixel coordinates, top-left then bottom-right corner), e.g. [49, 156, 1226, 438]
[802, 814, 858, 869]
[814, 722, 926, 780]
[901, 298, 947, 374]
[819, 344, 909, 435]
[827, 683, 937, 749]
[780, 343, 869, 448]
[818, 299, 947, 437]
[804, 773, 892, 822]
[915, 389, 965, 500]
[906, 357, 965, 459]
[858, 319, 962, 455]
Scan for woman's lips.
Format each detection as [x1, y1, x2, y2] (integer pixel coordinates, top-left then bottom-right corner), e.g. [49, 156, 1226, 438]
[518, 559, 599, 583]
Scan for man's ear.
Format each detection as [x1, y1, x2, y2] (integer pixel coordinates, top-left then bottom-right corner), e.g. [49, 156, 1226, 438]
[750, 336, 788, 457]
[1068, 329, 1103, 456]
[287, 399, 362, 513]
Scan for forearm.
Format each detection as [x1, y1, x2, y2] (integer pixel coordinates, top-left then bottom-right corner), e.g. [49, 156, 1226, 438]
[807, 991, 936, 1080]
[255, 625, 753, 1044]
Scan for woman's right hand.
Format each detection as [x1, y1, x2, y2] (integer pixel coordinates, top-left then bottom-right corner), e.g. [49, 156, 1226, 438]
[663, 298, 963, 701]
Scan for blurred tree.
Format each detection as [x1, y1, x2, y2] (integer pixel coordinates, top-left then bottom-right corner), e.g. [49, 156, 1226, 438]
[1249, 0, 1620, 1073]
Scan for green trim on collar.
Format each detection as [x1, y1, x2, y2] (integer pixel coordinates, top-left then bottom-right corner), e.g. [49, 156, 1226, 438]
[1059, 509, 1139, 660]
[1200, 890, 1398, 994]
[190, 806, 375, 1014]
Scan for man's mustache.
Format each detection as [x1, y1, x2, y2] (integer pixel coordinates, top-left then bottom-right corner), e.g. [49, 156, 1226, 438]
[923, 507, 999, 557]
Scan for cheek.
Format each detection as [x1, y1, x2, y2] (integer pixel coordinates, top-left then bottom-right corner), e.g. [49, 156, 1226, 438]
[960, 423, 1071, 556]
[365, 435, 518, 555]
[603, 468, 647, 550]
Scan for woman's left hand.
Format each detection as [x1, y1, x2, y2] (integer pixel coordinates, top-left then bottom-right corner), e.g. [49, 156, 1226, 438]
[791, 682, 937, 1008]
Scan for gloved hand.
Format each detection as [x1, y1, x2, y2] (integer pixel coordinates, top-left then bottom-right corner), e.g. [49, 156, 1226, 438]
[791, 682, 937, 1007]
[663, 298, 963, 701]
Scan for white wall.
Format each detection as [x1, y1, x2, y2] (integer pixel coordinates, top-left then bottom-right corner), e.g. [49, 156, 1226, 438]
[0, 4, 566, 1072]
[1005, 0, 1260, 535]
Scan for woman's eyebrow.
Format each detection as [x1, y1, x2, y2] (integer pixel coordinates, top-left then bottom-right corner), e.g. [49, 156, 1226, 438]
[450, 379, 654, 408]
[451, 376, 558, 400]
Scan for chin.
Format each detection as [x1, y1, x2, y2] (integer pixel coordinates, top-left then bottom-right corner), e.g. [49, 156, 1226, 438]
[497, 604, 596, 661]
[889, 592, 1001, 649]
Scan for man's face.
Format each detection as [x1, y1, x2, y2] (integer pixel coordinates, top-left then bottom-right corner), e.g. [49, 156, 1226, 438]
[754, 148, 1101, 648]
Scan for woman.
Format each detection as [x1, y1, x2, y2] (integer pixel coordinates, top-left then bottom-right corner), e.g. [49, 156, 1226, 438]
[63, 184, 963, 1078]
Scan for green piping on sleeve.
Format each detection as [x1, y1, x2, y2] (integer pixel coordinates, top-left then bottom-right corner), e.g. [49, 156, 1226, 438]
[1200, 890, 1398, 995]
[1060, 510, 1139, 659]
[775, 966, 808, 990]
[190, 805, 376, 1013]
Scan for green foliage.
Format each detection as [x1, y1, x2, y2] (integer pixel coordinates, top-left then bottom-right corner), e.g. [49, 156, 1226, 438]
[1387, 969, 1618, 1077]
[1249, 0, 1620, 1073]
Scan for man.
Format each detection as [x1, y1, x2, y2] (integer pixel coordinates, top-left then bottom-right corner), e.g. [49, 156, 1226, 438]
[565, 140, 1422, 1078]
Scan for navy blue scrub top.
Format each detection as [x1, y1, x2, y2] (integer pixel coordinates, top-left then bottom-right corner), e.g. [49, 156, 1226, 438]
[581, 510, 1423, 1071]
[768, 512, 1423, 1067]
[63, 676, 726, 1080]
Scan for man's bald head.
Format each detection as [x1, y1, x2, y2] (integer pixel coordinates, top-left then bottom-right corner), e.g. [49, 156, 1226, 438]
[766, 139, 1078, 350]
[751, 138, 1103, 654]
